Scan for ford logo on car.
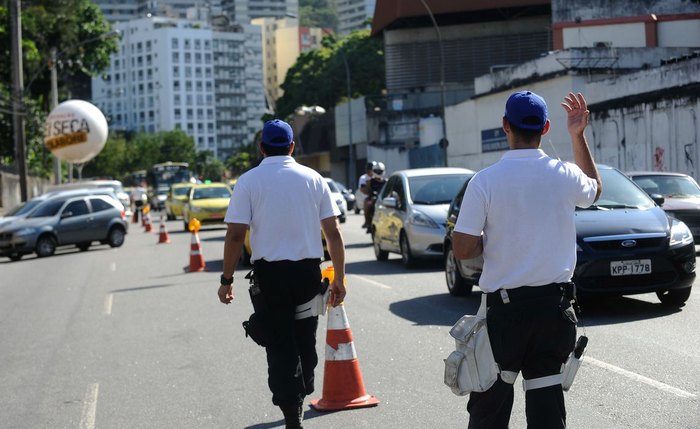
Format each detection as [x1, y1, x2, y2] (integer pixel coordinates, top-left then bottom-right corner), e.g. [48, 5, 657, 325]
[621, 239, 637, 248]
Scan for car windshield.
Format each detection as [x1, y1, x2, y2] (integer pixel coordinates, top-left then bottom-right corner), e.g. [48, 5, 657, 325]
[631, 175, 700, 199]
[174, 186, 191, 197]
[5, 199, 44, 216]
[192, 187, 231, 200]
[409, 174, 471, 204]
[28, 199, 65, 218]
[326, 180, 340, 193]
[580, 168, 654, 210]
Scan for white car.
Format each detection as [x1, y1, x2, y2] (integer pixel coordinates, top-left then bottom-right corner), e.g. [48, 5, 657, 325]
[324, 178, 347, 223]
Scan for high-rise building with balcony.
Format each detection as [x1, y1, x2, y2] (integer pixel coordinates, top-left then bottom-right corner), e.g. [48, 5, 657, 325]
[91, 17, 265, 159]
[337, 0, 375, 35]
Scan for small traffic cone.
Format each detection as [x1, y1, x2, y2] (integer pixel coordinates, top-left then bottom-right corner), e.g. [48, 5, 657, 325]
[157, 215, 171, 244]
[310, 303, 379, 411]
[188, 221, 206, 272]
[144, 211, 153, 233]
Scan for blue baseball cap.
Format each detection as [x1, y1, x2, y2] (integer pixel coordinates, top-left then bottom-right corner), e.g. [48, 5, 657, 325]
[504, 91, 548, 130]
[262, 119, 293, 147]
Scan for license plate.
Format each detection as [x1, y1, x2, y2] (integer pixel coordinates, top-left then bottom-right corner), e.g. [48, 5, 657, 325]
[209, 214, 223, 220]
[610, 260, 651, 276]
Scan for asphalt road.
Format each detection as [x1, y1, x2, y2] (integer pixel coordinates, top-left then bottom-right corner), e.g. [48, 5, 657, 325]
[1, 212, 699, 428]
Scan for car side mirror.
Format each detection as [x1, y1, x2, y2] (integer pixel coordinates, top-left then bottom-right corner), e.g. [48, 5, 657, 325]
[382, 196, 397, 208]
[60, 211, 73, 219]
[650, 193, 665, 206]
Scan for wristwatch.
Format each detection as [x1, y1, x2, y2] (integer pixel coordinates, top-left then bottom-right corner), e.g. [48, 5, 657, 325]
[220, 274, 234, 285]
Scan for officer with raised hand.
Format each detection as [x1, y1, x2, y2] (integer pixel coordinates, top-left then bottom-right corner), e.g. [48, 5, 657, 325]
[217, 119, 347, 429]
[452, 91, 601, 428]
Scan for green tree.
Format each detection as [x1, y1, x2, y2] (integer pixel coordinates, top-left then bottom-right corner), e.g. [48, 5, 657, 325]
[81, 130, 195, 179]
[0, 0, 118, 174]
[275, 30, 384, 120]
[193, 150, 226, 182]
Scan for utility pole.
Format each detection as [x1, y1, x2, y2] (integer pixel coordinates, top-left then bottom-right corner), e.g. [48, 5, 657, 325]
[419, 0, 449, 167]
[49, 47, 61, 184]
[340, 49, 355, 189]
[11, 0, 28, 201]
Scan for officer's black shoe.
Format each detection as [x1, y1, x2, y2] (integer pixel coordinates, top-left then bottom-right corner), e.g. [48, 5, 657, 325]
[280, 404, 303, 429]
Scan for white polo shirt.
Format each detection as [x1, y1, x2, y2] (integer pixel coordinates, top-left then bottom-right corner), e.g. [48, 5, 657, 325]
[454, 149, 597, 292]
[224, 156, 339, 262]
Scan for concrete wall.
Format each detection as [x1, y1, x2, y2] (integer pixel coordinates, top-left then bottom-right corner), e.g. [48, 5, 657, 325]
[552, 0, 700, 23]
[0, 171, 51, 213]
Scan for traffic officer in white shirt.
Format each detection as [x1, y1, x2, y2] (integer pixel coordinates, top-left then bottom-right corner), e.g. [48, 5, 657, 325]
[452, 91, 602, 429]
[217, 119, 346, 429]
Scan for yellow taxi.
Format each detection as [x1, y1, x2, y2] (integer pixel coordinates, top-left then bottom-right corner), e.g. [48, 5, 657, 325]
[182, 182, 232, 231]
[165, 183, 192, 220]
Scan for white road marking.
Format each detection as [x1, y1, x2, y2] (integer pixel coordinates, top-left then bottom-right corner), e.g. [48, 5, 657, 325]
[104, 294, 113, 316]
[110, 262, 116, 272]
[350, 274, 392, 289]
[586, 356, 696, 399]
[79, 383, 99, 429]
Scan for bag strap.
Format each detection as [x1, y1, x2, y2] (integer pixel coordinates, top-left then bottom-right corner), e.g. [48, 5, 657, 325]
[477, 293, 488, 318]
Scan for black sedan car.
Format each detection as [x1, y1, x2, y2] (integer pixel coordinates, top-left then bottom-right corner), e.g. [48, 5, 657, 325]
[444, 165, 695, 307]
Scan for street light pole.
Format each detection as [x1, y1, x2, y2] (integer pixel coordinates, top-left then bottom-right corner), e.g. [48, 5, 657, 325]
[49, 47, 61, 184]
[11, 0, 28, 201]
[419, 0, 448, 167]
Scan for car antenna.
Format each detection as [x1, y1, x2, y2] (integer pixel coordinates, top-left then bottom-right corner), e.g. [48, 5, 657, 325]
[547, 139, 561, 160]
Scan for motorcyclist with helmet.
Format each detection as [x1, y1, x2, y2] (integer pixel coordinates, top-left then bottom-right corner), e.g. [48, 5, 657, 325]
[362, 161, 387, 233]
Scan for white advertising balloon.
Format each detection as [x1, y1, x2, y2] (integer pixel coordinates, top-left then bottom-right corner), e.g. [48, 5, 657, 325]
[44, 99, 109, 163]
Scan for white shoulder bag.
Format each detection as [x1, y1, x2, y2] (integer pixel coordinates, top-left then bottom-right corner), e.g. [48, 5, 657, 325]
[443, 294, 501, 395]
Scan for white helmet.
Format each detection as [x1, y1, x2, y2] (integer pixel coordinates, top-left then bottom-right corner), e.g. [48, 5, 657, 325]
[372, 162, 385, 176]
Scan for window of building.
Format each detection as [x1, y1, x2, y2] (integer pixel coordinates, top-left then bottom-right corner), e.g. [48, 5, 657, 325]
[172, 38, 178, 49]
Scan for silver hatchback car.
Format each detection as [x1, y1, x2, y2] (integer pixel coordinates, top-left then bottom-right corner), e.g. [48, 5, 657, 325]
[0, 193, 129, 261]
[371, 167, 474, 267]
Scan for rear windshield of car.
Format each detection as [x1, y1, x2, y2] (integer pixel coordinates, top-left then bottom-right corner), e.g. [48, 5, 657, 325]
[28, 199, 65, 217]
[174, 186, 191, 197]
[5, 199, 43, 216]
[192, 186, 231, 200]
[632, 175, 700, 198]
[409, 174, 470, 204]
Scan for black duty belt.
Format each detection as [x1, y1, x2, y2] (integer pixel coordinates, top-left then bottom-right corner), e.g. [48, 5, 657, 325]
[486, 282, 573, 307]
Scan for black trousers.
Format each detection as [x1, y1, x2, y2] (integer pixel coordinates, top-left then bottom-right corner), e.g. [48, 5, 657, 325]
[467, 290, 577, 429]
[253, 259, 322, 407]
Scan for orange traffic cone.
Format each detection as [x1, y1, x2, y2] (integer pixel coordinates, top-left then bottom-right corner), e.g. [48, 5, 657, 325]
[157, 216, 171, 244]
[189, 231, 206, 272]
[144, 211, 153, 233]
[310, 303, 379, 411]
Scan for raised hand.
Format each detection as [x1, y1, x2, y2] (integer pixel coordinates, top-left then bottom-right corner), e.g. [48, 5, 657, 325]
[561, 92, 589, 136]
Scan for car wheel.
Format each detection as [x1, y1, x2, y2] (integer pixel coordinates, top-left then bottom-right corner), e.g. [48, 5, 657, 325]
[184, 220, 190, 232]
[107, 226, 126, 248]
[36, 235, 57, 258]
[445, 246, 473, 296]
[77, 242, 91, 251]
[400, 232, 416, 268]
[373, 230, 388, 261]
[339, 215, 346, 224]
[354, 207, 361, 214]
[9, 253, 22, 262]
[656, 288, 692, 307]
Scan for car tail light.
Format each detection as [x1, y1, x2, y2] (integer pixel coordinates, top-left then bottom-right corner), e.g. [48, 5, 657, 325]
[120, 210, 126, 220]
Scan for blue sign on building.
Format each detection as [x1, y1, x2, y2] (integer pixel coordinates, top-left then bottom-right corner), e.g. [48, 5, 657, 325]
[481, 128, 508, 152]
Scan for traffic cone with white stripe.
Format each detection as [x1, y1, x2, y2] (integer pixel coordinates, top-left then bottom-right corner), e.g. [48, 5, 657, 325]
[144, 211, 153, 233]
[157, 215, 171, 244]
[188, 219, 205, 272]
[310, 303, 379, 411]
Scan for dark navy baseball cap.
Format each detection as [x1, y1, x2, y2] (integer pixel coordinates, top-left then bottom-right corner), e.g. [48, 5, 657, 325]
[262, 119, 293, 146]
[504, 91, 548, 130]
